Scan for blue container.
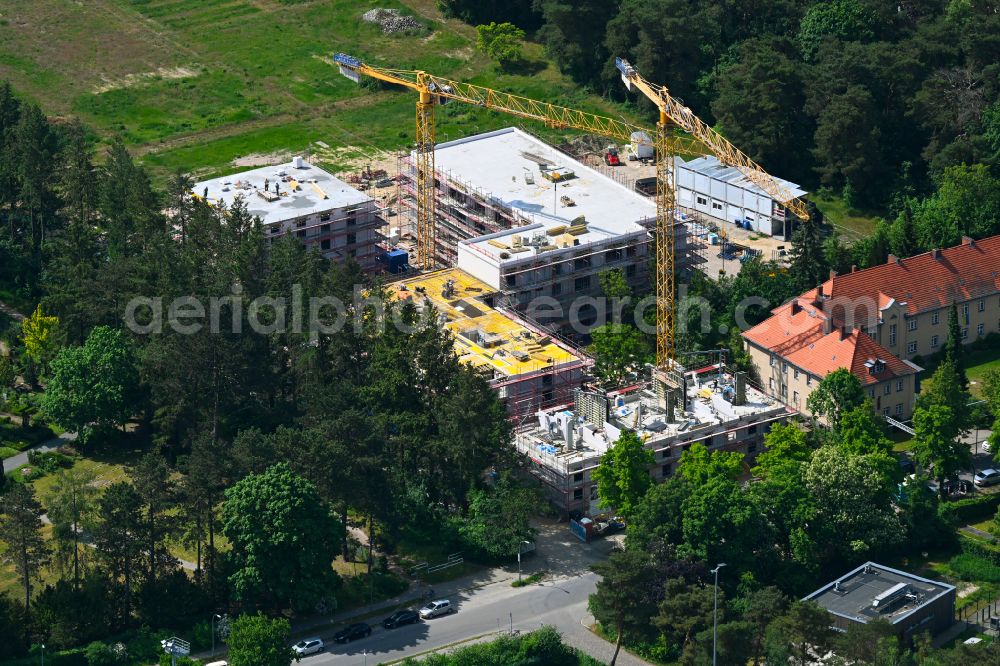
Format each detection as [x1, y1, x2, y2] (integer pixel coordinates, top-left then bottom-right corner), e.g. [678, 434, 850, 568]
[381, 248, 409, 273]
[743, 220, 752, 230]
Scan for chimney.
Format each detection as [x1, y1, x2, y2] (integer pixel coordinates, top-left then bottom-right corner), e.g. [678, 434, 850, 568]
[887, 254, 899, 265]
[841, 325, 851, 341]
[963, 236, 975, 247]
[829, 269, 838, 280]
[851, 265, 857, 273]
[822, 317, 833, 335]
[791, 301, 801, 315]
[932, 248, 941, 259]
[817, 284, 824, 300]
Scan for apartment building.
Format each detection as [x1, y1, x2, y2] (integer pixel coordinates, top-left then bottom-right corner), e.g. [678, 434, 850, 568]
[194, 158, 385, 270]
[517, 366, 791, 515]
[391, 268, 590, 419]
[399, 128, 689, 332]
[742, 235, 1000, 419]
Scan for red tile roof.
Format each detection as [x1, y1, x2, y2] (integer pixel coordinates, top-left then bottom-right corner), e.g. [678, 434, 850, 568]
[741, 235, 1000, 385]
[816, 235, 1000, 318]
[784, 328, 916, 385]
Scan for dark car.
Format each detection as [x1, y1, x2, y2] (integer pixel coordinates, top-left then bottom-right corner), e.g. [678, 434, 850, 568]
[333, 622, 371, 643]
[383, 609, 420, 629]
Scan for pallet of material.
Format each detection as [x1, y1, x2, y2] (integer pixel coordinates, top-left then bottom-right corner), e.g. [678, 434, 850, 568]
[546, 225, 568, 236]
[488, 239, 510, 249]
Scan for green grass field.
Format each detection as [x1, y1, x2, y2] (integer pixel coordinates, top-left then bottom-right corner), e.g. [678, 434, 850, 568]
[0, 0, 644, 183]
[811, 192, 880, 240]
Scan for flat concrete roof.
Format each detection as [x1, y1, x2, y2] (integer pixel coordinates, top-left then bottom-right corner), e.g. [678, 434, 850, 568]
[391, 268, 584, 380]
[677, 155, 808, 200]
[518, 366, 787, 470]
[193, 159, 372, 226]
[433, 128, 656, 262]
[804, 562, 954, 626]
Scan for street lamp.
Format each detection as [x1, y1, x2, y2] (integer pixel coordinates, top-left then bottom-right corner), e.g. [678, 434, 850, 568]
[211, 614, 223, 657]
[711, 563, 727, 666]
[517, 540, 531, 583]
[40, 644, 44, 666]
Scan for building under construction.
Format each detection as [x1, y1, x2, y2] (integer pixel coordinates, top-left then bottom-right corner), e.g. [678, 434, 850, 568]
[391, 268, 591, 419]
[397, 128, 690, 330]
[194, 158, 385, 270]
[517, 366, 792, 515]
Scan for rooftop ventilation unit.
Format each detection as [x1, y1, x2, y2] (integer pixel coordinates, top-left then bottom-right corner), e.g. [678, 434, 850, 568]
[871, 583, 909, 611]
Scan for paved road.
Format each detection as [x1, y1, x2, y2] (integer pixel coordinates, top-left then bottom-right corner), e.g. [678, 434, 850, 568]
[296, 571, 647, 666]
[2, 431, 76, 470]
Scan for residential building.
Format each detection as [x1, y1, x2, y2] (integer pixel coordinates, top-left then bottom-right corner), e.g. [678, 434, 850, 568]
[391, 268, 590, 419]
[193, 158, 385, 270]
[516, 365, 791, 515]
[398, 128, 689, 331]
[742, 235, 1000, 419]
[674, 155, 807, 238]
[804, 562, 955, 644]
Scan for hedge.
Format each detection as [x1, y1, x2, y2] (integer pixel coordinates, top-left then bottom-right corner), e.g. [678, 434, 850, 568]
[940, 492, 1000, 524]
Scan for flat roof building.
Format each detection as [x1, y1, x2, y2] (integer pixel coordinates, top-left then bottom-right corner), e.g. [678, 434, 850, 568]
[516, 365, 791, 515]
[194, 158, 385, 270]
[391, 268, 590, 418]
[804, 562, 956, 643]
[399, 128, 689, 332]
[675, 155, 807, 239]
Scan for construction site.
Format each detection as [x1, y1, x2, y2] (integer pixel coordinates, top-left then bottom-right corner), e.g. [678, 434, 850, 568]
[390, 268, 590, 418]
[517, 365, 791, 515]
[194, 157, 386, 271]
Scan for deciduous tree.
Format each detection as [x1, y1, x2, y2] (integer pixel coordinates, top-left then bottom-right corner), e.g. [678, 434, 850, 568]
[589, 549, 657, 666]
[590, 324, 645, 388]
[806, 368, 866, 428]
[460, 478, 537, 560]
[227, 613, 293, 666]
[45, 466, 98, 586]
[41, 326, 140, 443]
[222, 463, 344, 612]
[591, 430, 654, 518]
[475, 22, 525, 70]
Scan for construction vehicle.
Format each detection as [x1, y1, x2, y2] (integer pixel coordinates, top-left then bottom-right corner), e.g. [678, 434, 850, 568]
[332, 52, 808, 376]
[604, 146, 621, 166]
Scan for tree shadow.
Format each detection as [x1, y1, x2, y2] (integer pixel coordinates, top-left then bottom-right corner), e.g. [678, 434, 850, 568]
[502, 57, 548, 77]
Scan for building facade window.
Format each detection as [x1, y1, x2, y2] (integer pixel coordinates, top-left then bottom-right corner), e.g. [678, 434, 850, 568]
[806, 376, 812, 386]
[770, 356, 776, 367]
[869, 389, 876, 398]
[932, 312, 940, 325]
[793, 390, 799, 404]
[696, 195, 708, 205]
[793, 369, 800, 380]
[907, 318, 917, 331]
[978, 323, 985, 337]
[979, 299, 986, 312]
[963, 304, 970, 323]
[897, 380, 904, 392]
[573, 488, 583, 501]
[962, 327, 969, 339]
[931, 335, 939, 347]
[889, 324, 897, 346]
[574, 276, 591, 291]
[895, 404, 903, 416]
[907, 341, 917, 354]
[769, 378, 774, 390]
[320, 239, 330, 250]
[883, 407, 890, 416]
[884, 383, 892, 395]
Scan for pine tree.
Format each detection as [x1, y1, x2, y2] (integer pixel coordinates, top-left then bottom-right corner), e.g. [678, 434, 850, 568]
[789, 219, 829, 291]
[944, 302, 968, 386]
[0, 483, 50, 617]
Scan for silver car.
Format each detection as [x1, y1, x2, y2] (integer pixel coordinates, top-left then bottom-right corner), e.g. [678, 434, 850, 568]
[974, 468, 1000, 487]
[419, 599, 454, 618]
[292, 638, 325, 656]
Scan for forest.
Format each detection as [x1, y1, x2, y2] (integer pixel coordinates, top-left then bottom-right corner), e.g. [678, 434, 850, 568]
[0, 84, 530, 661]
[443, 0, 999, 212]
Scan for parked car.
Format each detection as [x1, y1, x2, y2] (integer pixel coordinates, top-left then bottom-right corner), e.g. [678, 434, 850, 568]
[419, 599, 454, 619]
[205, 662, 227, 666]
[333, 623, 371, 643]
[292, 638, 325, 656]
[974, 469, 1000, 487]
[383, 609, 420, 629]
[983, 441, 992, 453]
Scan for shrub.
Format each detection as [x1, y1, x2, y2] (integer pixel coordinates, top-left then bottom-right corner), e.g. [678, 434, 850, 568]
[948, 553, 1000, 582]
[940, 493, 1000, 523]
[27, 450, 75, 473]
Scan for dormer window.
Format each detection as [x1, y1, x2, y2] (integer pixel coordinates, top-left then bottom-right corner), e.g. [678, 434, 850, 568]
[864, 358, 886, 376]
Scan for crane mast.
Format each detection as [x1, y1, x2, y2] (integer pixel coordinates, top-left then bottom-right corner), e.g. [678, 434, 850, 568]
[333, 53, 803, 374]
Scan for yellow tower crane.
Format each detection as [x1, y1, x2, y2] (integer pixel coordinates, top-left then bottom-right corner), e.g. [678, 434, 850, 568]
[614, 57, 810, 370]
[333, 53, 652, 271]
[332, 53, 807, 375]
